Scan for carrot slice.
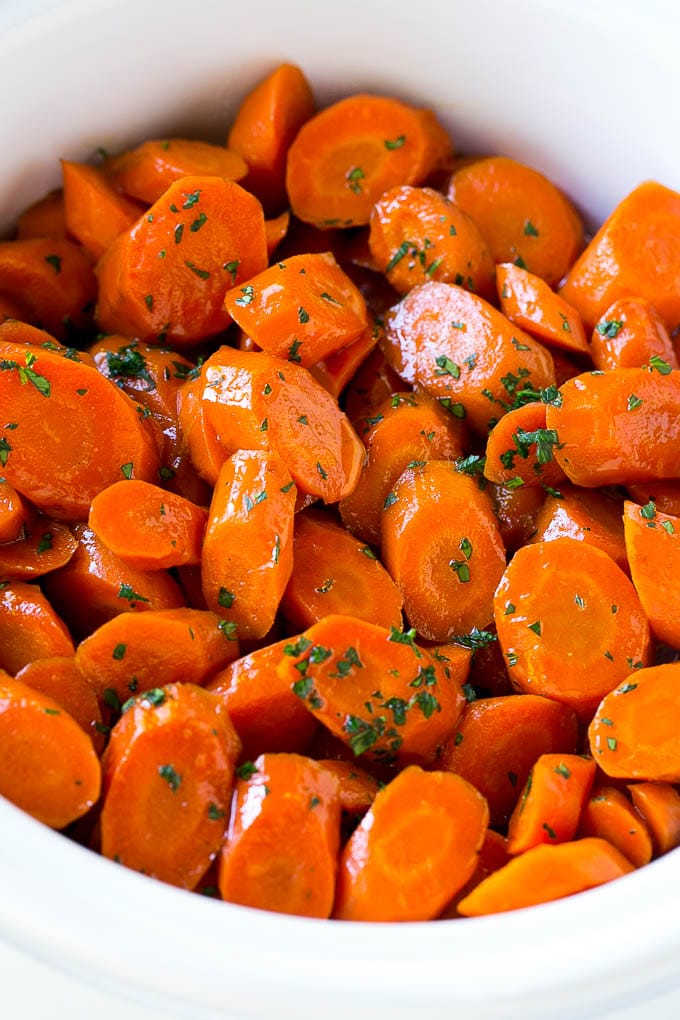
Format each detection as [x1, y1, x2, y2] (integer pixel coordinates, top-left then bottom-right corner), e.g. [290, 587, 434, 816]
[16, 656, 105, 755]
[334, 766, 488, 922]
[579, 785, 653, 867]
[590, 297, 678, 371]
[0, 502, 77, 579]
[308, 314, 381, 399]
[316, 759, 382, 815]
[623, 499, 680, 647]
[16, 189, 67, 240]
[344, 345, 404, 426]
[0, 673, 100, 828]
[106, 139, 248, 204]
[0, 478, 25, 543]
[96, 175, 267, 346]
[490, 482, 545, 554]
[0, 318, 94, 365]
[383, 281, 555, 433]
[223, 252, 367, 366]
[529, 484, 628, 572]
[382, 460, 506, 641]
[483, 401, 567, 490]
[628, 782, 680, 855]
[0, 579, 73, 673]
[496, 262, 589, 355]
[61, 160, 141, 260]
[101, 682, 241, 889]
[506, 754, 596, 854]
[627, 480, 680, 517]
[457, 838, 633, 916]
[176, 372, 226, 486]
[218, 752, 341, 917]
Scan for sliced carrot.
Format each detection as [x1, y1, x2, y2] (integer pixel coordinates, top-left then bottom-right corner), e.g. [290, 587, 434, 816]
[96, 175, 267, 346]
[382, 460, 506, 641]
[0, 673, 100, 828]
[106, 139, 248, 204]
[483, 401, 567, 490]
[530, 484, 628, 572]
[590, 297, 678, 371]
[579, 784, 653, 867]
[368, 185, 494, 299]
[61, 160, 141, 260]
[276, 614, 466, 766]
[627, 480, 680, 517]
[264, 210, 290, 257]
[316, 759, 382, 815]
[447, 156, 585, 288]
[496, 262, 589, 355]
[176, 372, 226, 486]
[227, 62, 315, 214]
[0, 318, 94, 365]
[0, 579, 73, 673]
[308, 314, 381, 399]
[628, 782, 680, 855]
[623, 499, 680, 647]
[506, 753, 596, 854]
[16, 656, 105, 755]
[218, 752, 341, 917]
[490, 482, 545, 554]
[383, 281, 555, 434]
[0, 502, 77, 579]
[457, 838, 633, 916]
[344, 345, 404, 426]
[333, 766, 488, 921]
[0, 478, 25, 543]
[101, 682, 241, 889]
[16, 189, 67, 241]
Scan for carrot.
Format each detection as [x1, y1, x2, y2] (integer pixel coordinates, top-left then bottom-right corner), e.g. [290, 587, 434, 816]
[106, 139, 248, 204]
[280, 509, 402, 630]
[101, 682, 241, 889]
[447, 156, 585, 287]
[495, 538, 651, 719]
[462, 628, 514, 699]
[264, 210, 290, 257]
[381, 460, 506, 641]
[0, 478, 25, 543]
[61, 161, 141, 260]
[496, 262, 589, 355]
[627, 480, 680, 517]
[0, 579, 74, 673]
[206, 637, 318, 758]
[42, 523, 185, 640]
[559, 181, 680, 331]
[0, 237, 96, 339]
[590, 297, 678, 371]
[0, 501, 77, 579]
[490, 482, 545, 554]
[308, 314, 381, 399]
[96, 175, 267, 346]
[368, 185, 494, 298]
[483, 401, 567, 490]
[457, 837, 633, 916]
[622, 499, 680, 647]
[333, 765, 488, 921]
[0, 673, 100, 828]
[286, 94, 452, 227]
[440, 829, 511, 919]
[16, 656, 106, 755]
[176, 372, 226, 486]
[16, 189, 67, 241]
[0, 338, 159, 520]
[75, 607, 240, 705]
[579, 785, 653, 867]
[89, 480, 207, 571]
[628, 782, 680, 855]
[546, 368, 680, 487]
[383, 281, 555, 433]
[506, 753, 596, 855]
[344, 345, 404, 426]
[590, 663, 680, 782]
[89, 335, 195, 424]
[218, 752, 341, 917]
[440, 694, 578, 827]
[201, 450, 295, 640]
[0, 318, 95, 365]
[529, 484, 628, 572]
[316, 759, 382, 815]
[227, 63, 315, 214]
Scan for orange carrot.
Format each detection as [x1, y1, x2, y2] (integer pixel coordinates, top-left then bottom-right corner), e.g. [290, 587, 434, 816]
[506, 753, 596, 854]
[106, 139, 248, 204]
[623, 499, 680, 647]
[579, 784, 653, 867]
[0, 501, 77, 579]
[490, 482, 545, 554]
[627, 480, 680, 517]
[0, 318, 94, 365]
[308, 315, 381, 399]
[16, 656, 105, 755]
[529, 484, 628, 572]
[0, 478, 25, 543]
[344, 345, 405, 426]
[440, 829, 511, 918]
[176, 372, 227, 487]
[483, 401, 567, 489]
[0, 579, 74, 673]
[16, 189, 67, 240]
[316, 759, 382, 815]
[264, 210, 290, 257]
[590, 297, 678, 371]
[628, 782, 680, 855]
[496, 262, 589, 355]
[61, 160, 141, 260]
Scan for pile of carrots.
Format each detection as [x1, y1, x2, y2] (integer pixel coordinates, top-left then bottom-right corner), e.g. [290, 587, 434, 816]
[1, 62, 680, 921]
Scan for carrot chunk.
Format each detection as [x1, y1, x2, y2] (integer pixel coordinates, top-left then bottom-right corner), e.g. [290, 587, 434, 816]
[61, 160, 141, 260]
[506, 754, 596, 854]
[590, 297, 678, 371]
[496, 262, 588, 355]
[579, 785, 653, 867]
[623, 499, 680, 647]
[628, 782, 680, 855]
[106, 139, 248, 204]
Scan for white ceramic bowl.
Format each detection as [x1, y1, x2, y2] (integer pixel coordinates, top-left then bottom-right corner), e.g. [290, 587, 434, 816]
[1, 1, 680, 1017]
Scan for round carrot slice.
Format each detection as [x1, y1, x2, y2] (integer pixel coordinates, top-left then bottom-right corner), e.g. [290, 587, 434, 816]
[106, 139, 248, 204]
[623, 498, 680, 647]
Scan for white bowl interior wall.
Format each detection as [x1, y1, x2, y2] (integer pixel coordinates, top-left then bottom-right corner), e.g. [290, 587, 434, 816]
[1, 0, 680, 1017]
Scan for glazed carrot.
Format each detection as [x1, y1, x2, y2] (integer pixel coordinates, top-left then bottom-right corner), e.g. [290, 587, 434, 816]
[316, 759, 382, 815]
[506, 754, 596, 855]
[286, 94, 452, 227]
[496, 262, 589, 355]
[382, 460, 506, 641]
[579, 785, 653, 867]
[16, 189, 67, 240]
[0, 237, 96, 339]
[102, 682, 241, 889]
[0, 579, 73, 673]
[383, 281, 555, 434]
[219, 754, 340, 917]
[344, 345, 404, 426]
[546, 369, 680, 487]
[75, 607, 240, 705]
[224, 253, 367, 367]
[206, 638, 318, 758]
[0, 318, 94, 364]
[0, 673, 100, 828]
[89, 480, 207, 571]
[0, 339, 159, 520]
[264, 210, 290, 257]
[61, 161, 141, 260]
[308, 315, 381, 399]
[176, 372, 226, 486]
[622, 499, 680, 647]
[228, 63, 315, 214]
[627, 480, 680, 517]
[280, 509, 403, 630]
[589, 663, 680, 781]
[447, 156, 585, 287]
[333, 766, 488, 922]
[0, 502, 77, 579]
[43, 524, 185, 640]
[440, 695, 578, 826]
[106, 139, 248, 204]
[495, 538, 651, 719]
[89, 335, 194, 424]
[340, 391, 464, 544]
[96, 175, 267, 346]
[16, 656, 105, 754]
[628, 782, 680, 855]
[529, 484, 628, 572]
[368, 185, 494, 298]
[590, 297, 678, 371]
[559, 181, 680, 331]
[201, 451, 295, 640]
[483, 401, 567, 489]
[277, 614, 466, 765]
[0, 478, 25, 543]
[490, 482, 545, 554]
[457, 838, 633, 916]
